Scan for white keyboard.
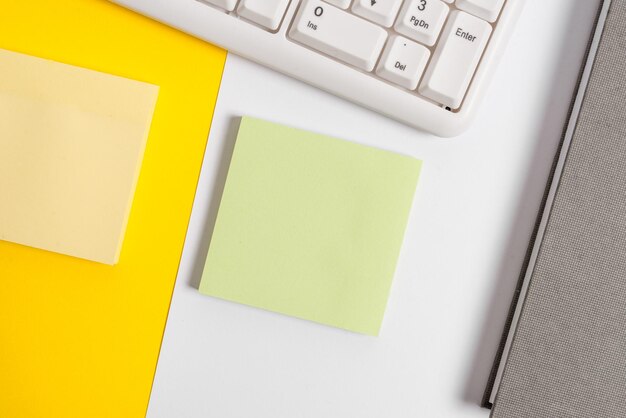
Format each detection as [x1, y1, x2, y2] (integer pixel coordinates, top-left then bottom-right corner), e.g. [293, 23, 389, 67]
[111, 0, 523, 136]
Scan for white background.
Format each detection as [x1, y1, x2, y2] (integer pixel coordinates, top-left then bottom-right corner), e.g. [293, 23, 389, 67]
[147, 1, 601, 416]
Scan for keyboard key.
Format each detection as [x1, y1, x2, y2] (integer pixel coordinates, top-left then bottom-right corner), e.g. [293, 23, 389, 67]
[238, 0, 290, 30]
[376, 35, 430, 89]
[394, 0, 449, 46]
[289, 0, 387, 71]
[456, 0, 505, 22]
[324, 0, 351, 9]
[419, 10, 492, 108]
[202, 0, 238, 11]
[352, 0, 404, 27]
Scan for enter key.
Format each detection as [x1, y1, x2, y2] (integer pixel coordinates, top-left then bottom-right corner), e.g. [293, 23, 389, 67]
[419, 10, 492, 109]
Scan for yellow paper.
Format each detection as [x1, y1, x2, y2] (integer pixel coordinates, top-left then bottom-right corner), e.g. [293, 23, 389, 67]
[0, 0, 226, 417]
[0, 48, 158, 265]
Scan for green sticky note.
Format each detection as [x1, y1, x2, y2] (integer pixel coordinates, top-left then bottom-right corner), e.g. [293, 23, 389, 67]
[199, 117, 422, 335]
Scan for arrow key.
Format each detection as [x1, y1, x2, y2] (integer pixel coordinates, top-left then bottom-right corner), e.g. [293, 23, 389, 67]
[352, 0, 403, 27]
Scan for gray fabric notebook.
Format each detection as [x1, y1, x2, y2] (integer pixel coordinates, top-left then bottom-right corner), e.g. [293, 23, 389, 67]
[490, 0, 626, 417]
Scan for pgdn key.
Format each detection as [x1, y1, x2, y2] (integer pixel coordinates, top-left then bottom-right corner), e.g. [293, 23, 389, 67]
[289, 0, 388, 72]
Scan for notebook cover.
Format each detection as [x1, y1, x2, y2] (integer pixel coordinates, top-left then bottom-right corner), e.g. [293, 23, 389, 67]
[489, 0, 626, 416]
[482, 0, 608, 407]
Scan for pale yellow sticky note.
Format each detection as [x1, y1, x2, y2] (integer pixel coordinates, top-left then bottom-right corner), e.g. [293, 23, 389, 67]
[0, 48, 158, 264]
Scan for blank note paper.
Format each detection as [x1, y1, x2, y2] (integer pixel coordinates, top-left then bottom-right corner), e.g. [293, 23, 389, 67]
[200, 117, 422, 335]
[0, 49, 158, 265]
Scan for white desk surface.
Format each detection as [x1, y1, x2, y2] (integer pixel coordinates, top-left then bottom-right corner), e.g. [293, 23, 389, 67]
[147, 1, 601, 416]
